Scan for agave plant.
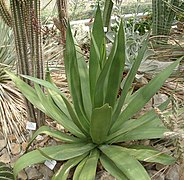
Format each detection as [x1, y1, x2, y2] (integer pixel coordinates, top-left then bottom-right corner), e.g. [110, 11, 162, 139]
[0, 162, 14, 180]
[0, 21, 26, 148]
[7, 6, 181, 180]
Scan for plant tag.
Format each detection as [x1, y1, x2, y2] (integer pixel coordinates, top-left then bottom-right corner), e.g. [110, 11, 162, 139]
[26, 121, 36, 130]
[44, 160, 57, 170]
[104, 26, 108, 32]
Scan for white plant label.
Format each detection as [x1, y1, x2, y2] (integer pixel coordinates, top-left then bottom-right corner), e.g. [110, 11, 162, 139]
[26, 121, 36, 130]
[44, 160, 57, 170]
[104, 26, 108, 32]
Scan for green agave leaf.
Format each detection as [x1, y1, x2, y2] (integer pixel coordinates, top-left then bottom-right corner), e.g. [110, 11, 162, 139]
[100, 145, 151, 180]
[78, 149, 99, 180]
[76, 45, 92, 119]
[27, 126, 82, 150]
[117, 126, 167, 142]
[48, 89, 89, 137]
[100, 38, 107, 68]
[108, 100, 169, 142]
[91, 34, 101, 64]
[48, 88, 88, 137]
[65, 24, 90, 133]
[100, 154, 128, 180]
[6, 71, 85, 138]
[34, 83, 57, 118]
[112, 58, 182, 131]
[89, 4, 105, 102]
[5, 71, 45, 112]
[47, 89, 70, 118]
[90, 104, 112, 144]
[16, 74, 87, 138]
[105, 20, 125, 109]
[93, 35, 117, 108]
[122, 146, 175, 165]
[113, 37, 148, 122]
[45, 66, 68, 116]
[52, 153, 88, 180]
[73, 157, 88, 180]
[34, 83, 86, 138]
[14, 143, 96, 178]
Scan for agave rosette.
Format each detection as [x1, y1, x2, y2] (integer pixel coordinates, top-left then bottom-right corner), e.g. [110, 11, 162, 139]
[7, 6, 182, 180]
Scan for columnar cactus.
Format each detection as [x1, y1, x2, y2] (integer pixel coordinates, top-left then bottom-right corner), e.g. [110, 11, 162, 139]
[0, 0, 12, 27]
[152, 0, 179, 37]
[0, 0, 45, 126]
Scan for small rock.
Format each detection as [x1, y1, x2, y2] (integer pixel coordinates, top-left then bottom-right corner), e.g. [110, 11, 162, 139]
[0, 139, 7, 151]
[0, 149, 11, 163]
[17, 170, 27, 180]
[165, 164, 179, 180]
[25, 167, 43, 180]
[8, 134, 17, 142]
[22, 142, 28, 151]
[11, 143, 21, 155]
[156, 163, 165, 171]
[143, 140, 150, 146]
[47, 139, 57, 146]
[36, 135, 44, 141]
[56, 124, 65, 131]
[96, 171, 115, 180]
[153, 94, 168, 107]
[37, 137, 49, 147]
[39, 165, 53, 179]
